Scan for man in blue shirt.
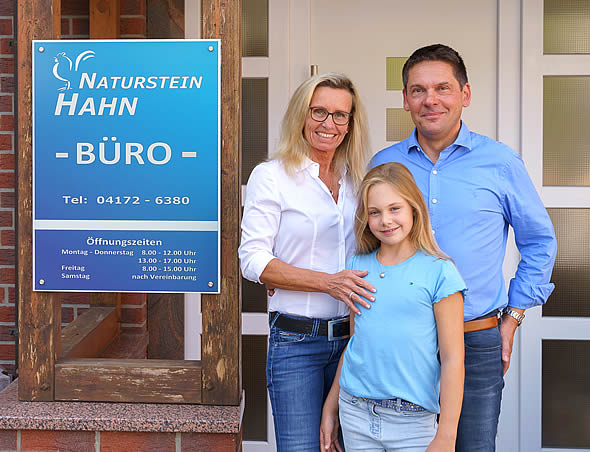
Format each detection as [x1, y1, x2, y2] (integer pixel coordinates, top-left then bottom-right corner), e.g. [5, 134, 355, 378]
[371, 44, 557, 452]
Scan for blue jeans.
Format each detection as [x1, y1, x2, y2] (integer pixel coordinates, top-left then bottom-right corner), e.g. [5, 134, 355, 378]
[267, 313, 348, 452]
[456, 327, 504, 452]
[338, 389, 437, 451]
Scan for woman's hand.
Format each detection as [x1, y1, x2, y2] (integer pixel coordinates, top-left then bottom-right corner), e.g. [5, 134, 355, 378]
[325, 270, 376, 315]
[320, 406, 342, 452]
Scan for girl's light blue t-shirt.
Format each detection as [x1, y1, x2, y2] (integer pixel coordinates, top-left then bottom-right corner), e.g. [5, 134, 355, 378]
[339, 249, 466, 413]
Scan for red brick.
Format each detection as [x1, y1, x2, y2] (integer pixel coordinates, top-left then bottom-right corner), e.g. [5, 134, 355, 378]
[121, 292, 146, 305]
[122, 0, 146, 15]
[101, 432, 175, 452]
[0, 190, 13, 207]
[61, 306, 74, 323]
[121, 17, 146, 36]
[181, 432, 242, 451]
[0, 133, 11, 150]
[0, 171, 13, 188]
[0, 267, 14, 283]
[0, 56, 13, 74]
[0, 113, 12, 130]
[0, 0, 14, 15]
[0, 305, 14, 322]
[0, 38, 12, 56]
[0, 152, 13, 169]
[0, 429, 16, 450]
[21, 430, 95, 452]
[6, 285, 14, 303]
[1, 362, 14, 375]
[71, 17, 89, 35]
[1, 229, 14, 246]
[0, 18, 11, 36]
[0, 324, 14, 341]
[121, 306, 146, 324]
[61, 18, 70, 36]
[0, 247, 14, 265]
[0, 343, 14, 360]
[0, 210, 11, 227]
[62, 0, 89, 15]
[61, 292, 90, 304]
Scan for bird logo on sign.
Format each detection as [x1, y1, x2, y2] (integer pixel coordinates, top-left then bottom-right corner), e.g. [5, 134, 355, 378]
[52, 50, 96, 91]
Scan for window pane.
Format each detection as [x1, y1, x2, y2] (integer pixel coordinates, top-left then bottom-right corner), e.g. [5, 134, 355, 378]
[242, 0, 268, 57]
[242, 276, 267, 313]
[242, 78, 268, 185]
[242, 335, 268, 441]
[386, 108, 414, 142]
[543, 77, 590, 186]
[542, 340, 590, 448]
[386, 57, 407, 91]
[544, 0, 590, 54]
[544, 209, 590, 317]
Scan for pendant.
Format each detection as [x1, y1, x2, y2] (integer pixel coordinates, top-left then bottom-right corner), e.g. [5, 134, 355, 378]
[379, 272, 385, 278]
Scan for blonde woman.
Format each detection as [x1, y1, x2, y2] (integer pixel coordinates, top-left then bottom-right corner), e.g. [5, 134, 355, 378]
[239, 73, 374, 451]
[321, 163, 465, 452]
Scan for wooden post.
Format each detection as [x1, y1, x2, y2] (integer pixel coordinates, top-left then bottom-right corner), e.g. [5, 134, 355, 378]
[17, 0, 62, 401]
[201, 0, 242, 405]
[90, 0, 121, 39]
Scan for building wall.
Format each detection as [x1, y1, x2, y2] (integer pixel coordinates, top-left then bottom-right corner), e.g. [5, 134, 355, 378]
[0, 0, 149, 379]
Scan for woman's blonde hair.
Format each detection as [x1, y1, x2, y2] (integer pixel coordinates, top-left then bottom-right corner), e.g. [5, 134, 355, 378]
[272, 73, 370, 188]
[354, 162, 448, 259]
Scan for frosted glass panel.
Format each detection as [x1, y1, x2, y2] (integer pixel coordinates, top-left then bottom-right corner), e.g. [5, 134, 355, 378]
[242, 0, 268, 57]
[542, 340, 590, 448]
[544, 0, 590, 54]
[243, 335, 268, 441]
[242, 78, 268, 185]
[543, 209, 590, 317]
[386, 108, 414, 142]
[386, 57, 407, 91]
[543, 77, 590, 186]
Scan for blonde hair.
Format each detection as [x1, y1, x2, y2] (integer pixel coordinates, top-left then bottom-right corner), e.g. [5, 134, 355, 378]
[354, 163, 448, 259]
[272, 73, 370, 189]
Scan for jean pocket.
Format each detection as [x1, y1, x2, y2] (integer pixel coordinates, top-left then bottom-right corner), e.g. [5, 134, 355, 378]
[271, 328, 306, 346]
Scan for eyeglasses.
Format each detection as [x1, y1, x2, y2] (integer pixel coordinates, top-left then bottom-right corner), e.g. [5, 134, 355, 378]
[308, 107, 352, 125]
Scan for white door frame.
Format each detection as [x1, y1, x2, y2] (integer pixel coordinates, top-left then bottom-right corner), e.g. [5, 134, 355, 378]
[521, 1, 590, 451]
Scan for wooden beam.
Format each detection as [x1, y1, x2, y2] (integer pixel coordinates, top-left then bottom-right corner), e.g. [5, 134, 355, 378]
[17, 0, 63, 402]
[201, 0, 242, 405]
[55, 359, 202, 403]
[60, 307, 119, 359]
[89, 0, 120, 39]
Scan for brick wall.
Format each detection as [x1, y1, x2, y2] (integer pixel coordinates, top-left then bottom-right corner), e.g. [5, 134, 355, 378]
[0, 0, 14, 377]
[0, 0, 149, 378]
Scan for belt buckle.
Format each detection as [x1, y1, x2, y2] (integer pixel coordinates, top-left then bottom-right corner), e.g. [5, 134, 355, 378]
[328, 318, 350, 341]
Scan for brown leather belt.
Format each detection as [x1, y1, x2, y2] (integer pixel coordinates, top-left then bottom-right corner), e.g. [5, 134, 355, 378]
[464, 315, 499, 333]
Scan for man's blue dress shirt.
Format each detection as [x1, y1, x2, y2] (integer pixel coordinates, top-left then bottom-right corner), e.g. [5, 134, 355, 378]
[371, 123, 557, 321]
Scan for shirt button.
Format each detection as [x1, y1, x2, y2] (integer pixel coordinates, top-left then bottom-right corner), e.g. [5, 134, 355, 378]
[432, 170, 438, 175]
[432, 198, 438, 204]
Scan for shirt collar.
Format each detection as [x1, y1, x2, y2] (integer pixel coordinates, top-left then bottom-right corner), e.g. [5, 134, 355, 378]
[406, 121, 473, 154]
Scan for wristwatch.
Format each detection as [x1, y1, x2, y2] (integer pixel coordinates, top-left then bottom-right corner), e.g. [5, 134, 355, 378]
[503, 307, 525, 326]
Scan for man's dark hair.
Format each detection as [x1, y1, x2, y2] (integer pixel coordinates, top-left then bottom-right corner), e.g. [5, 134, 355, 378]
[402, 44, 468, 90]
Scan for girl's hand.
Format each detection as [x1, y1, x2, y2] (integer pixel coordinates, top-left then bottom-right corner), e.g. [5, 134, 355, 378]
[426, 434, 455, 452]
[320, 408, 342, 452]
[325, 270, 376, 315]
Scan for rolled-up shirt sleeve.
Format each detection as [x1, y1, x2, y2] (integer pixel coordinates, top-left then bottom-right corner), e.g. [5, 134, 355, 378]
[239, 164, 282, 284]
[503, 153, 558, 309]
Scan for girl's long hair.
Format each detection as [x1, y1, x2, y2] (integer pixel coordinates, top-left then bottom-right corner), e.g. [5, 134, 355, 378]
[354, 162, 448, 259]
[272, 73, 370, 189]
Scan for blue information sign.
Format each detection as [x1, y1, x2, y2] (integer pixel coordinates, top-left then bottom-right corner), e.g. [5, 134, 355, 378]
[32, 40, 220, 293]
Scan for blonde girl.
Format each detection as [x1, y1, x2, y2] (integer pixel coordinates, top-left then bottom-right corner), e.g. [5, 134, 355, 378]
[321, 162, 465, 452]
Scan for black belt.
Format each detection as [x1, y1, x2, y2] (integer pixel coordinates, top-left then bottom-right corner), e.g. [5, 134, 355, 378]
[271, 313, 350, 341]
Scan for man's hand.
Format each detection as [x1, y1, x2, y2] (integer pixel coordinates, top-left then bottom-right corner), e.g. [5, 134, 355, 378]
[499, 308, 524, 375]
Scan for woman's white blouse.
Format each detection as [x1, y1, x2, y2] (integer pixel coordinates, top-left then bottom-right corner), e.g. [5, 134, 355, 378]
[239, 158, 357, 319]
